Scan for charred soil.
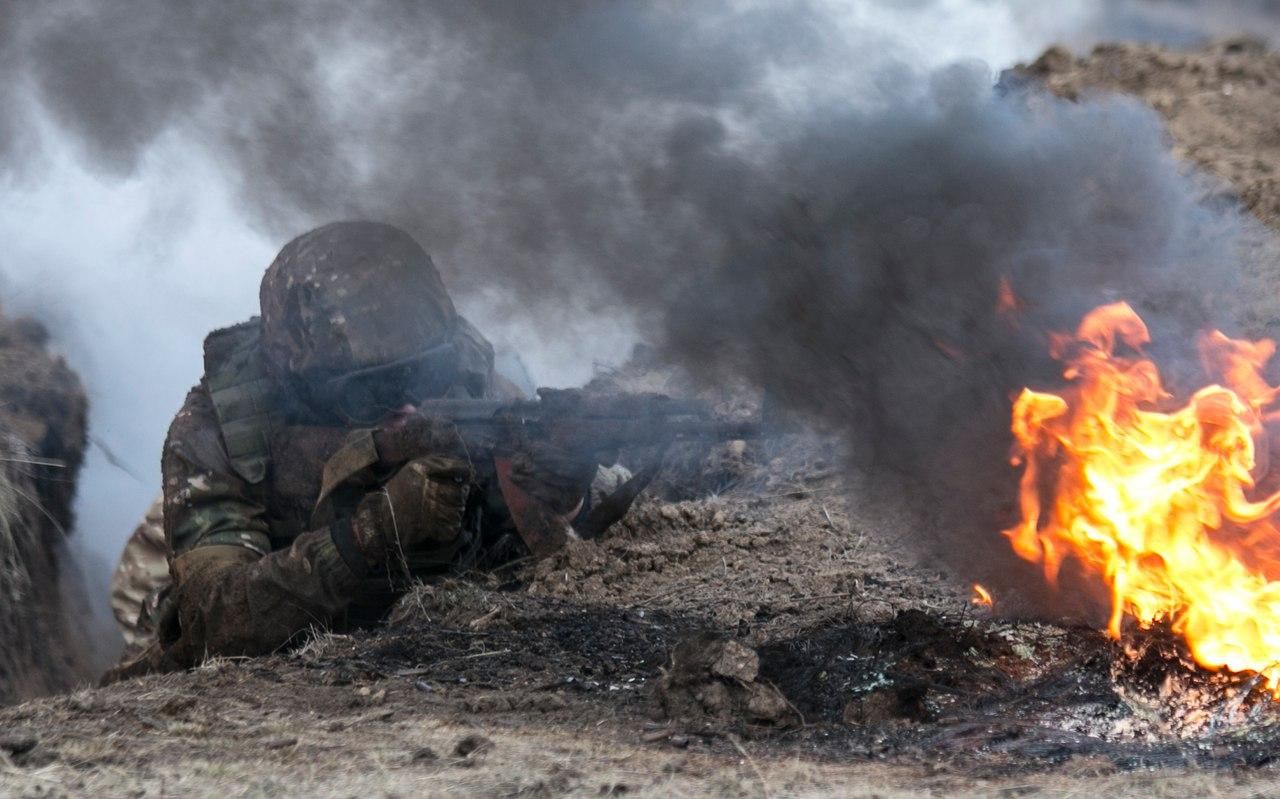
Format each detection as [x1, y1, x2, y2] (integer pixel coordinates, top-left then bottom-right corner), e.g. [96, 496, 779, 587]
[8, 486, 1280, 796]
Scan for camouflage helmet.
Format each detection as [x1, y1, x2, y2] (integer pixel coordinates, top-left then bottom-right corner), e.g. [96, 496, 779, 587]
[259, 222, 493, 414]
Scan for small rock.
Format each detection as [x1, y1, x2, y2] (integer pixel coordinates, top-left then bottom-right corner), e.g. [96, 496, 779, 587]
[745, 683, 793, 723]
[414, 679, 435, 693]
[454, 734, 494, 758]
[356, 686, 388, 704]
[710, 640, 759, 683]
[668, 735, 690, 749]
[411, 746, 439, 763]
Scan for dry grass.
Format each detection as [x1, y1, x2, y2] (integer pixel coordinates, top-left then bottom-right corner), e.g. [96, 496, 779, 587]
[0, 431, 38, 605]
[0, 714, 1277, 798]
[0, 427, 58, 704]
[0, 422, 93, 705]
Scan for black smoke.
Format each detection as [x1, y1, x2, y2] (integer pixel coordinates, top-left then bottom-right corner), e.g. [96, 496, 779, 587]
[0, 2, 1270, 605]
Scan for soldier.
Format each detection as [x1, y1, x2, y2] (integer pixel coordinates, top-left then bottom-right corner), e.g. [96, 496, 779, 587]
[107, 221, 622, 680]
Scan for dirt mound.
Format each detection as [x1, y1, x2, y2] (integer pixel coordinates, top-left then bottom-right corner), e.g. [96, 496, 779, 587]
[522, 487, 962, 641]
[0, 311, 91, 704]
[1016, 38, 1280, 216]
[1012, 38, 1280, 336]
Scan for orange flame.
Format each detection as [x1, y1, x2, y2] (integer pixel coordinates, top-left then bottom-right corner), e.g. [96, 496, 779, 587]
[1005, 302, 1280, 692]
[971, 583, 994, 609]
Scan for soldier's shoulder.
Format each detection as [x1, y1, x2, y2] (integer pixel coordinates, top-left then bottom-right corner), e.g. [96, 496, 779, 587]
[199, 316, 281, 485]
[203, 317, 262, 382]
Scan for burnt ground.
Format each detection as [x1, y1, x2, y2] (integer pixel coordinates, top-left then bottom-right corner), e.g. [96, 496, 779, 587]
[8, 480, 1280, 796]
[17, 38, 1280, 798]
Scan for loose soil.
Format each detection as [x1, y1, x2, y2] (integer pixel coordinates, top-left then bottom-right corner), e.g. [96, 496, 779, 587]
[7, 484, 1280, 797]
[15, 38, 1280, 798]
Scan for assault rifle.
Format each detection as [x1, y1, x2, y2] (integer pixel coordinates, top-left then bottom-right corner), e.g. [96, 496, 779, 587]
[414, 387, 760, 452]
[412, 388, 763, 554]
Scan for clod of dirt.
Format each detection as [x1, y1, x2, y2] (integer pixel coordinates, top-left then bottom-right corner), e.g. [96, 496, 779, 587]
[710, 640, 759, 683]
[658, 635, 798, 728]
[355, 686, 388, 705]
[842, 684, 929, 725]
[454, 734, 494, 759]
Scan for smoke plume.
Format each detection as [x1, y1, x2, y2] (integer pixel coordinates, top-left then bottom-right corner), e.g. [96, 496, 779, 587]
[0, 1, 1275, 626]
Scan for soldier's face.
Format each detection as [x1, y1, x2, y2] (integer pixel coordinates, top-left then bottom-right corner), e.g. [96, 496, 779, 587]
[305, 340, 460, 425]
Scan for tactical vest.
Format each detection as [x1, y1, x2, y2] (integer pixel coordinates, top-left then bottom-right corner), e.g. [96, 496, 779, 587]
[203, 320, 346, 553]
[203, 318, 283, 486]
[199, 316, 506, 582]
[201, 314, 502, 488]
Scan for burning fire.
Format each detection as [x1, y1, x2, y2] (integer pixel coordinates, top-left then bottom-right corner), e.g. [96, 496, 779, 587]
[1004, 301, 1280, 692]
[971, 583, 994, 609]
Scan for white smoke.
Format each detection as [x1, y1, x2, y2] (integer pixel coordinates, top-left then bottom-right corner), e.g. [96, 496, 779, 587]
[0, 1, 1261, 659]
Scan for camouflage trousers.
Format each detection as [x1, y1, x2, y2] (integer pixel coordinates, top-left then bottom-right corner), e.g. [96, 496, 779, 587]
[110, 495, 169, 658]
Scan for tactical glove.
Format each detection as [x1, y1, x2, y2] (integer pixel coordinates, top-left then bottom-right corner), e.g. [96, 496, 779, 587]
[508, 438, 600, 516]
[337, 455, 473, 576]
[372, 415, 466, 468]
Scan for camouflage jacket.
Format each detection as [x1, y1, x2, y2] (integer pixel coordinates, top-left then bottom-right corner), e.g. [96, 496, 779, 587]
[148, 317, 520, 668]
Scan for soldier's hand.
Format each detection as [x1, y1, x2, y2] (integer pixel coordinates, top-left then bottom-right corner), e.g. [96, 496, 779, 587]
[352, 456, 473, 569]
[373, 415, 467, 468]
[509, 439, 599, 516]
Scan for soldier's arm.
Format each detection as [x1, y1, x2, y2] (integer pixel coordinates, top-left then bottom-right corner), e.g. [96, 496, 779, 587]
[159, 386, 362, 666]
